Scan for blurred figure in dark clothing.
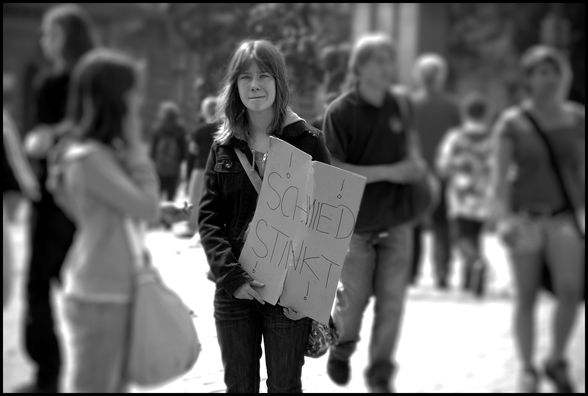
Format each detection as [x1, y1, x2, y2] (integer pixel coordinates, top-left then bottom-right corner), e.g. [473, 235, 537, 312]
[176, 95, 220, 240]
[18, 4, 98, 393]
[311, 91, 340, 130]
[3, 109, 40, 309]
[150, 101, 188, 203]
[409, 53, 461, 289]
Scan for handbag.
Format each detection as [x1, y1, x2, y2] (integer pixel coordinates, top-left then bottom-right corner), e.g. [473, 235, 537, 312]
[304, 315, 339, 358]
[522, 109, 585, 300]
[233, 146, 339, 358]
[124, 219, 201, 387]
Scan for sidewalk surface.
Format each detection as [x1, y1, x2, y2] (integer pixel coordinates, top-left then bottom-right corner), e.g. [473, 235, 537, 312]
[3, 206, 585, 393]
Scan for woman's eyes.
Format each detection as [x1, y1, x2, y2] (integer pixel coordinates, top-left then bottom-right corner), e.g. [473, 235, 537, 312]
[239, 73, 272, 80]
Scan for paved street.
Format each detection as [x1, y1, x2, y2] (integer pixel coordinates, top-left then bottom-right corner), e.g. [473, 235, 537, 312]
[3, 206, 585, 393]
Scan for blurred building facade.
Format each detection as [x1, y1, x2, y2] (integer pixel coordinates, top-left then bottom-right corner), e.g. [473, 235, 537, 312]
[351, 3, 452, 87]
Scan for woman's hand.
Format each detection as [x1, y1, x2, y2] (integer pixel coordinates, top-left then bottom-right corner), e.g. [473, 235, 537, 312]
[233, 280, 265, 304]
[387, 158, 428, 183]
[496, 215, 523, 247]
[160, 201, 192, 225]
[282, 306, 305, 321]
[24, 125, 55, 159]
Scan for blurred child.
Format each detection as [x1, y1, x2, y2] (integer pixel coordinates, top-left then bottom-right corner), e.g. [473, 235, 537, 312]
[150, 101, 187, 203]
[436, 93, 494, 297]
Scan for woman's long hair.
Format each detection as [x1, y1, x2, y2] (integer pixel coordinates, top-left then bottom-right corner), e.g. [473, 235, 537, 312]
[42, 4, 98, 71]
[64, 48, 138, 147]
[215, 40, 290, 144]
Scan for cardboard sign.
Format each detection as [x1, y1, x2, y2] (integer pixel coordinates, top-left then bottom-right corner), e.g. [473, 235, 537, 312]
[239, 137, 366, 324]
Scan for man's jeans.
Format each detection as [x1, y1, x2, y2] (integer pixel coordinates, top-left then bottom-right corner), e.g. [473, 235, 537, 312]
[331, 224, 412, 386]
[214, 289, 311, 393]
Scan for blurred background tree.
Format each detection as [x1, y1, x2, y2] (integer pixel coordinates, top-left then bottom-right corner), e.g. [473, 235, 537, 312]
[164, 3, 352, 119]
[164, 3, 253, 98]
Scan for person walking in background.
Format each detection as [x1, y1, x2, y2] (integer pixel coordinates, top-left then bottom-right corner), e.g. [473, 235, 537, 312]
[150, 101, 187, 204]
[323, 33, 428, 393]
[47, 48, 160, 393]
[311, 91, 340, 130]
[3, 109, 40, 309]
[17, 5, 98, 392]
[198, 39, 331, 393]
[491, 45, 584, 393]
[436, 93, 494, 298]
[175, 95, 221, 241]
[410, 53, 461, 289]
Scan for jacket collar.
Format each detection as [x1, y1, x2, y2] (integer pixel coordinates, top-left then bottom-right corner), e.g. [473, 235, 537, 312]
[226, 108, 310, 148]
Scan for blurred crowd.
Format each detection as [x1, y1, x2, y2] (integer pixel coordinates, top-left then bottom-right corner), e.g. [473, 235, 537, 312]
[3, 3, 584, 394]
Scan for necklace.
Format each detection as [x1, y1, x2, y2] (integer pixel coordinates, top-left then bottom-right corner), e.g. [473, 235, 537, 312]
[252, 149, 268, 176]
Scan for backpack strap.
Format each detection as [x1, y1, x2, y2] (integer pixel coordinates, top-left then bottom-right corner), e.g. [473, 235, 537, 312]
[233, 148, 262, 194]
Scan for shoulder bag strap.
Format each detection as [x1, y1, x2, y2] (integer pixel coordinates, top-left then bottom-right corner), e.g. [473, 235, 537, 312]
[123, 219, 148, 271]
[233, 148, 262, 195]
[521, 108, 584, 238]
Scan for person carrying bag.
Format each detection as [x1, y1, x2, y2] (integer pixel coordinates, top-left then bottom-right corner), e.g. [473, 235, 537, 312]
[491, 45, 584, 393]
[233, 146, 339, 359]
[124, 220, 201, 388]
[521, 109, 585, 300]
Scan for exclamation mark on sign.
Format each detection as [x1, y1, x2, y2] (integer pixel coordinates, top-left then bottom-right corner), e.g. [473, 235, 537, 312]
[337, 179, 344, 199]
[304, 280, 310, 300]
[287, 152, 293, 179]
[253, 261, 259, 274]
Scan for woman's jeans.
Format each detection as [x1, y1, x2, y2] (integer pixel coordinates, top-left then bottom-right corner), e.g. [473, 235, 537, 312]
[214, 288, 311, 393]
[330, 224, 412, 387]
[61, 297, 131, 393]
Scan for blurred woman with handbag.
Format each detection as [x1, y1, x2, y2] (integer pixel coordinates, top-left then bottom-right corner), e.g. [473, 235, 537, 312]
[491, 45, 584, 393]
[47, 48, 160, 392]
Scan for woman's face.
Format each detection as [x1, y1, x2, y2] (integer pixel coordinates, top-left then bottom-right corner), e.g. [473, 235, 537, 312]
[526, 61, 562, 101]
[40, 20, 63, 65]
[237, 61, 276, 114]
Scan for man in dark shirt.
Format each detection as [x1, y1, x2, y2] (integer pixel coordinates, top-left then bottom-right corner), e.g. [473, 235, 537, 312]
[323, 33, 427, 393]
[410, 53, 461, 289]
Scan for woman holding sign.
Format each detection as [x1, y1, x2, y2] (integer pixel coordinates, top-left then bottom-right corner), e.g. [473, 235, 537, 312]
[198, 40, 331, 393]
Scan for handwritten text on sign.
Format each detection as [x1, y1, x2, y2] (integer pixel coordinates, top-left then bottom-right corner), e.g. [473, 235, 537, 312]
[239, 137, 366, 324]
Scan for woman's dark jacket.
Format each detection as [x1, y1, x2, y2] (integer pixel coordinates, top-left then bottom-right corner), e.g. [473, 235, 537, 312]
[198, 120, 332, 296]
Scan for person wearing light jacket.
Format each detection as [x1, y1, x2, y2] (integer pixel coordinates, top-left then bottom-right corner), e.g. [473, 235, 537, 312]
[48, 48, 160, 393]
